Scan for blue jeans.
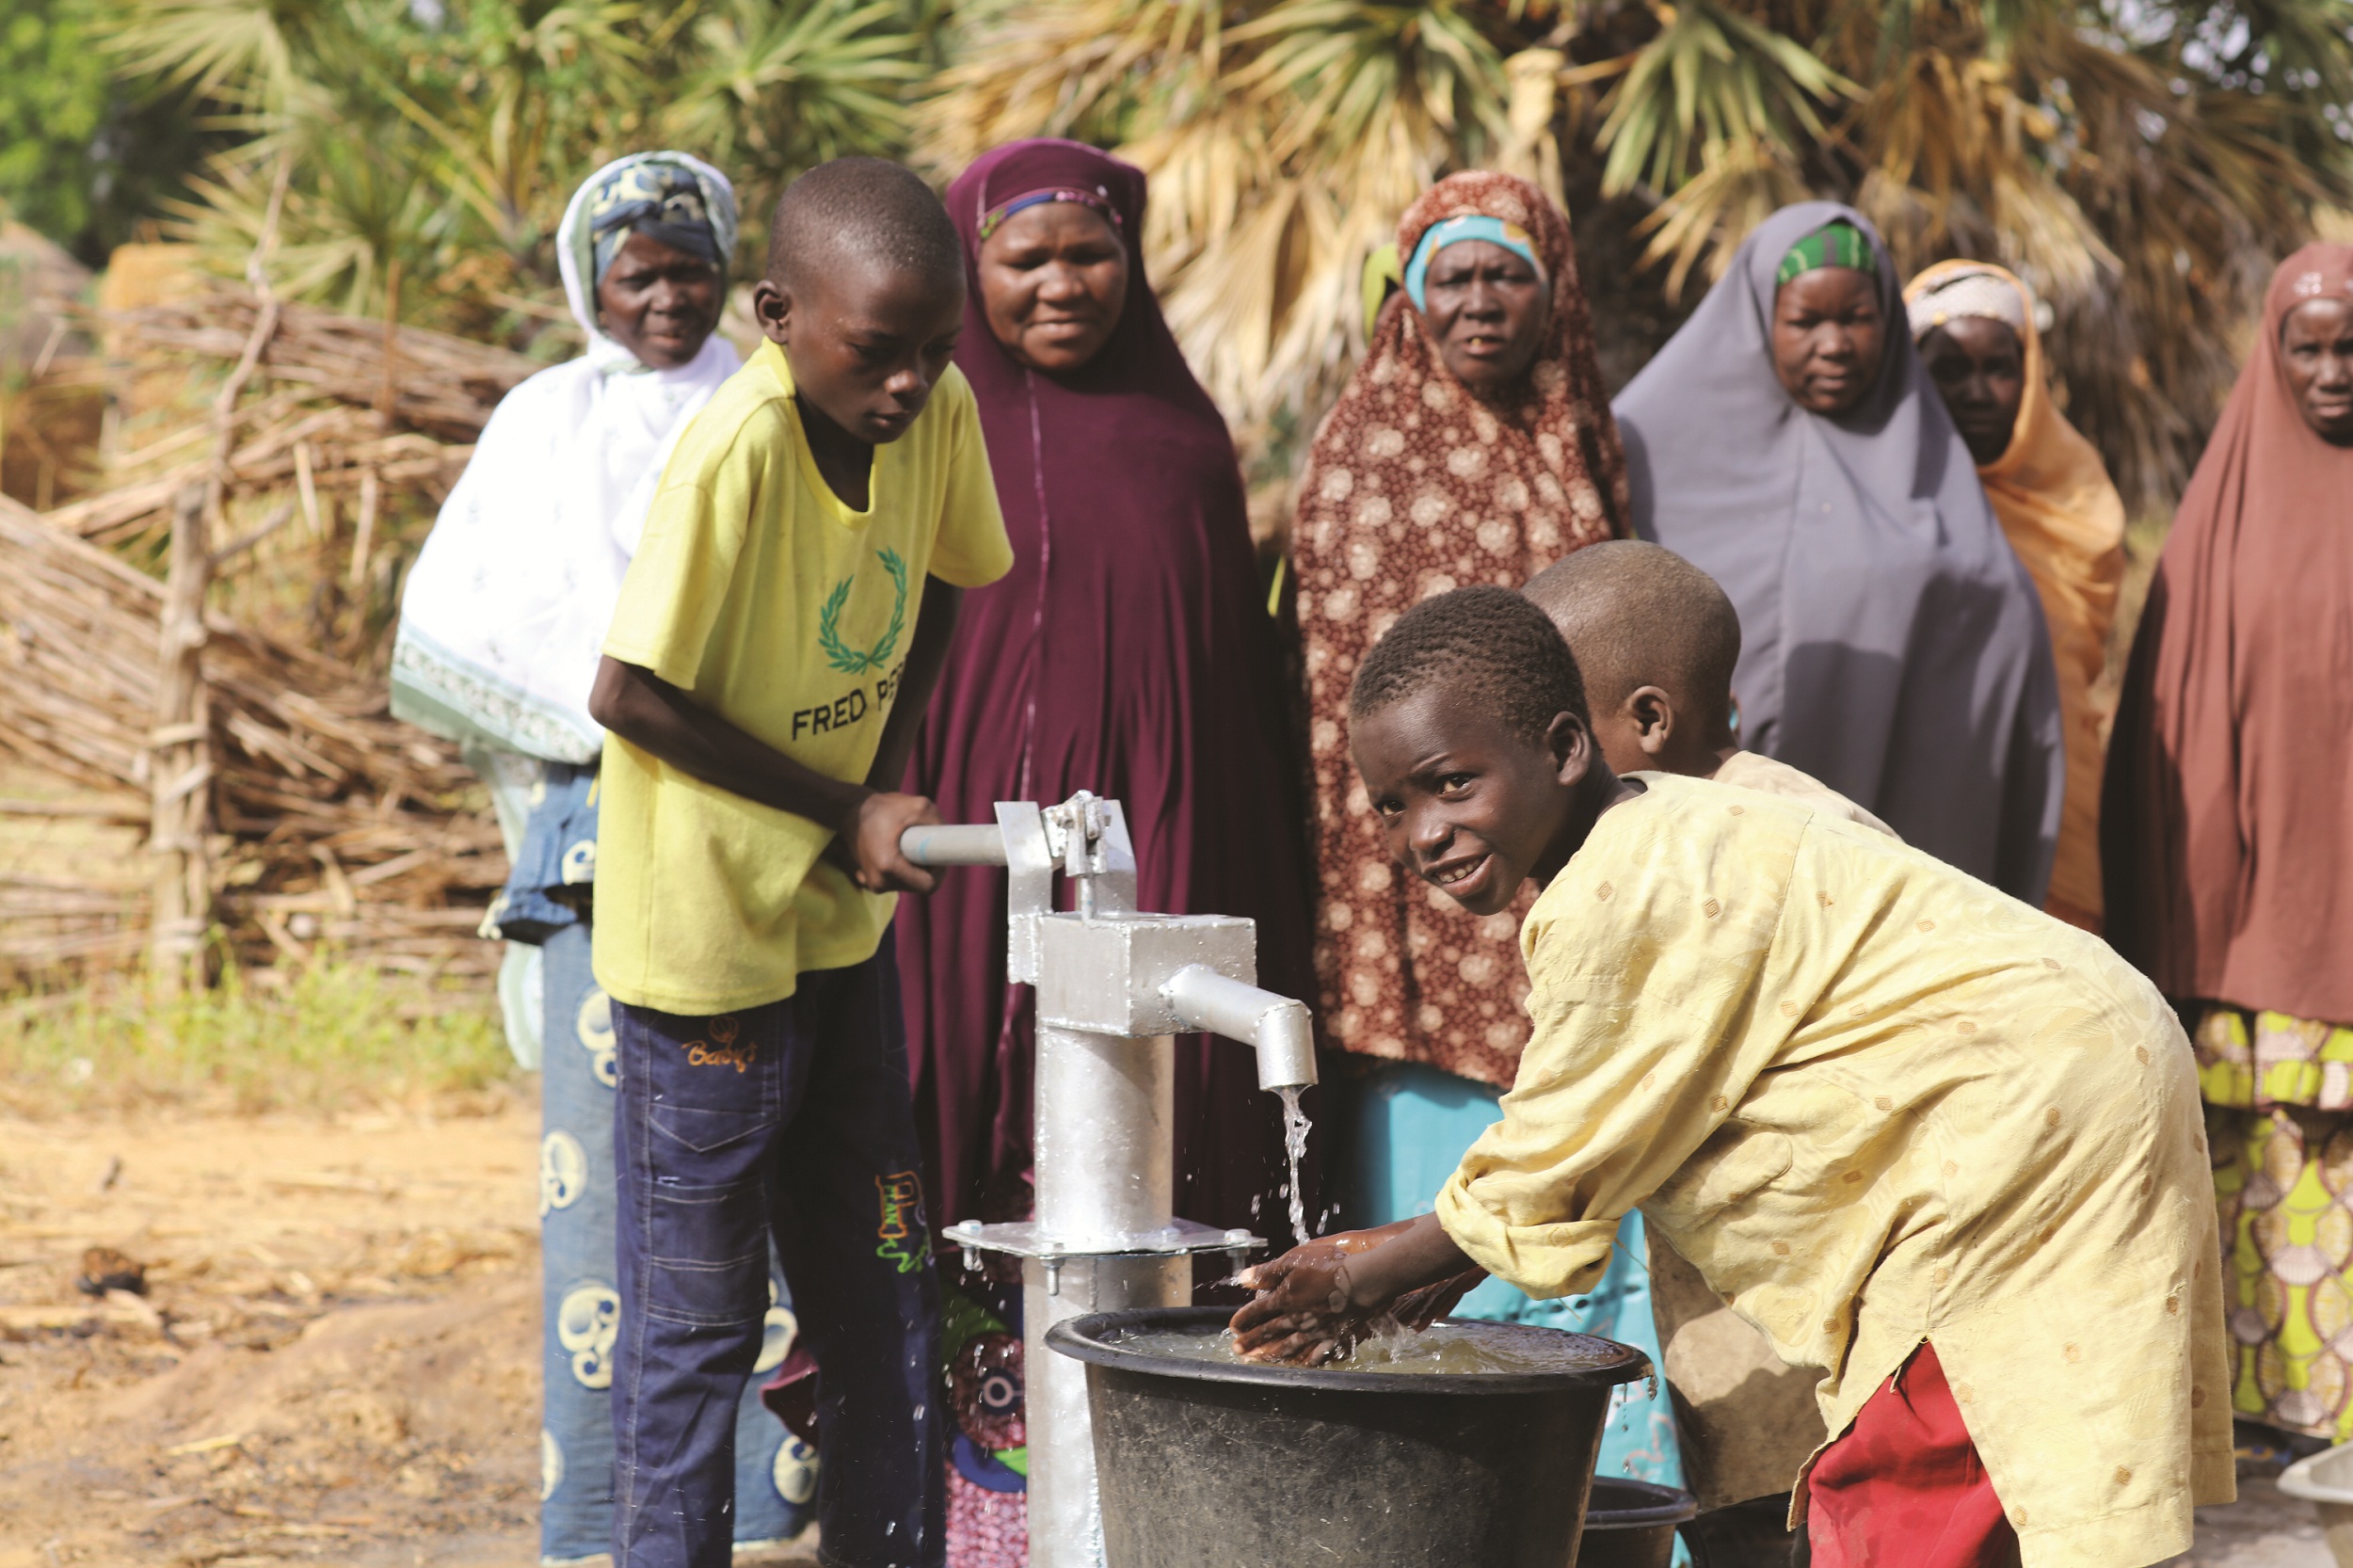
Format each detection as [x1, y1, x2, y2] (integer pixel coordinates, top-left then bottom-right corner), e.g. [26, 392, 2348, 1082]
[611, 935, 944, 1568]
[540, 923, 811, 1561]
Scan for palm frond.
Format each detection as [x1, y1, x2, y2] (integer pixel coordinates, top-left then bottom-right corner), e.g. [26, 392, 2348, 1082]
[99, 0, 316, 105]
[665, 0, 922, 235]
[1594, 1, 1856, 200]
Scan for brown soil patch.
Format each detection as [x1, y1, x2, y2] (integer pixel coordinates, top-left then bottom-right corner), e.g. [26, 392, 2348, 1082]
[0, 1109, 549, 1565]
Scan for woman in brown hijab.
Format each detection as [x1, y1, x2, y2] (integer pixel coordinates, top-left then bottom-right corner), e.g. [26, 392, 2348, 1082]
[1292, 172, 1691, 1491]
[1293, 169, 1624, 1085]
[2106, 243, 2353, 1447]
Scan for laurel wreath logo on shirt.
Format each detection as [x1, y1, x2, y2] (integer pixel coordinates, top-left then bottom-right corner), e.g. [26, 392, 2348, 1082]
[818, 548, 909, 675]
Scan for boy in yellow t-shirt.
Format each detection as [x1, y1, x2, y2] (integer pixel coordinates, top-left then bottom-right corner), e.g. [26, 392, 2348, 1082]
[1232, 587, 2229, 1568]
[586, 158, 1011, 1568]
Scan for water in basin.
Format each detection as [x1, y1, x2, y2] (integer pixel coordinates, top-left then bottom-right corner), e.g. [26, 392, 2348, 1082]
[1104, 1317, 1625, 1376]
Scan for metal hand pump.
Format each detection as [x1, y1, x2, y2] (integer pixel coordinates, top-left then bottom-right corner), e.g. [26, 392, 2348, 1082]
[899, 793, 1319, 1568]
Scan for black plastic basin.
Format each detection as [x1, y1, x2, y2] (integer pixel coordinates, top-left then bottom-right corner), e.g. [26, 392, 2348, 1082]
[1048, 1306, 1651, 1568]
[1575, 1477, 1700, 1568]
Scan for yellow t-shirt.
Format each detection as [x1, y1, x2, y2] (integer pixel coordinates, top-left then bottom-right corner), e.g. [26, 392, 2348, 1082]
[593, 341, 1012, 1014]
[1434, 775, 2230, 1566]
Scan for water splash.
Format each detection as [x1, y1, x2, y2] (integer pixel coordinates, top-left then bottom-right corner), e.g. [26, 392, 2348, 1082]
[1277, 1085, 1314, 1247]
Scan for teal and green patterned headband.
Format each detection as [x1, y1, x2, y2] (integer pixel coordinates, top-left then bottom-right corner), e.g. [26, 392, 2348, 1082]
[1404, 215, 1546, 311]
[1776, 222, 1877, 288]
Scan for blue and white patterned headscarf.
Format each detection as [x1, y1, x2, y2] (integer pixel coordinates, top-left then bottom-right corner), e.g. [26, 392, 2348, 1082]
[555, 152, 739, 370]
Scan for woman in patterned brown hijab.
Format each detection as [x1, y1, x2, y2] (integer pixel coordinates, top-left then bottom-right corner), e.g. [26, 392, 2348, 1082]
[1287, 172, 1684, 1492]
[1293, 169, 1625, 1087]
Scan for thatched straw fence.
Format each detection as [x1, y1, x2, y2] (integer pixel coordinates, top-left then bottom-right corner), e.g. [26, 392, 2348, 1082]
[0, 284, 543, 988]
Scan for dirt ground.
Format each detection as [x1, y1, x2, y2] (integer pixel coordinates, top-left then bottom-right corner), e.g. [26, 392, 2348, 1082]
[2172, 1478, 2336, 1566]
[0, 1102, 785, 1568]
[0, 1104, 2338, 1568]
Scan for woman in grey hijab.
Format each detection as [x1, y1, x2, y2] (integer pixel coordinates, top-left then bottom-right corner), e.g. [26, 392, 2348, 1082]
[1611, 201, 2062, 899]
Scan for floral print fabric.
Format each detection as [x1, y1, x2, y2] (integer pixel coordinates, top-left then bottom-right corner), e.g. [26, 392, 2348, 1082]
[2202, 1001, 2353, 1440]
[2197, 1002, 2353, 1112]
[1293, 170, 1625, 1085]
[2212, 1103, 2353, 1439]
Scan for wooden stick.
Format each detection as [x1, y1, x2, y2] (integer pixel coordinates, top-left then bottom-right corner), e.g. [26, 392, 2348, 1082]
[147, 485, 213, 994]
[376, 258, 404, 435]
[211, 500, 296, 569]
[294, 440, 322, 537]
[347, 469, 378, 590]
[200, 152, 290, 541]
[0, 799, 149, 824]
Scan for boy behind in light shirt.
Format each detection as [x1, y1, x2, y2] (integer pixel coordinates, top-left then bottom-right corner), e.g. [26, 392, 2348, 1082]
[1232, 587, 2229, 1568]
[587, 158, 1014, 1568]
[1524, 539, 1881, 1546]
[1523, 539, 1893, 836]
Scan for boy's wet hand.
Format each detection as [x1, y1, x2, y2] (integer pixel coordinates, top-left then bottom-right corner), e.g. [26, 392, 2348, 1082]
[843, 792, 940, 893]
[1228, 1223, 1419, 1365]
[1228, 1240, 1355, 1364]
[1392, 1268, 1488, 1331]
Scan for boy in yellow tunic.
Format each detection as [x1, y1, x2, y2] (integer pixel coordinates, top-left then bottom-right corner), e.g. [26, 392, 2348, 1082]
[588, 159, 1013, 1568]
[1233, 586, 2231, 1568]
[1525, 539, 1881, 1533]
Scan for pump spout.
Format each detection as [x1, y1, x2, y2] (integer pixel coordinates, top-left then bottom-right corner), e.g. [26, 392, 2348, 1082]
[1159, 965, 1319, 1095]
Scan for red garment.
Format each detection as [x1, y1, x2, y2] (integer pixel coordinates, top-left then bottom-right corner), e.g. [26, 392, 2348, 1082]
[1806, 1343, 2021, 1568]
[904, 140, 1321, 1238]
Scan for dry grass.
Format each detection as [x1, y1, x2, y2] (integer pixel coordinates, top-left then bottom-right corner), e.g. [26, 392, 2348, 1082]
[0, 961, 515, 1120]
[0, 277, 523, 987]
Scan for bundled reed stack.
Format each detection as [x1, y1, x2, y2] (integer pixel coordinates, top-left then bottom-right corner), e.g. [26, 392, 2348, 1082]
[0, 282, 546, 988]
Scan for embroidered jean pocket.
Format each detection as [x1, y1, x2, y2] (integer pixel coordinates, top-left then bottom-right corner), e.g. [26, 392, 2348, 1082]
[648, 1102, 772, 1155]
[645, 1233, 771, 1328]
[646, 1171, 771, 1328]
[642, 1103, 774, 1326]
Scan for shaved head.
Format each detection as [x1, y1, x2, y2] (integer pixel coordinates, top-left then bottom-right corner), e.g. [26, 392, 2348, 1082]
[765, 156, 963, 296]
[1522, 541, 1740, 733]
[1351, 584, 1588, 744]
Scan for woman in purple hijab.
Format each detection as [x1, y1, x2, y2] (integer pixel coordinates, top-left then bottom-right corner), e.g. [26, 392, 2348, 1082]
[901, 136, 1321, 1562]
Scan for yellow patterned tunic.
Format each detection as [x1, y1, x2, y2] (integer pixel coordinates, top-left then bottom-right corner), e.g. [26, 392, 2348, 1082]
[1434, 774, 2232, 1568]
[2197, 1004, 2353, 1438]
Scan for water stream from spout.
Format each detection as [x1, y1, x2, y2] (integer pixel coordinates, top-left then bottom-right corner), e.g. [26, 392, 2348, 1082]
[1277, 1086, 1313, 1247]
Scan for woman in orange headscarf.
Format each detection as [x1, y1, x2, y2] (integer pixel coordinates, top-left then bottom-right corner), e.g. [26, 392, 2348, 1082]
[1905, 261, 2126, 933]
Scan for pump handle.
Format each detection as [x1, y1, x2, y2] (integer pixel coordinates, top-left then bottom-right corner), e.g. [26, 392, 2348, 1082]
[898, 823, 1010, 868]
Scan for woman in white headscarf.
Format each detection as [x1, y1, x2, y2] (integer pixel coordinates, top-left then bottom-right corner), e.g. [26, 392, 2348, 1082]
[392, 152, 812, 1559]
[396, 151, 739, 778]
[1904, 262, 2126, 934]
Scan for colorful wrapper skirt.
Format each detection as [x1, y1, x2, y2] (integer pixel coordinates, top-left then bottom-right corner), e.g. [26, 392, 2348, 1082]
[2200, 1001, 2353, 1441]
